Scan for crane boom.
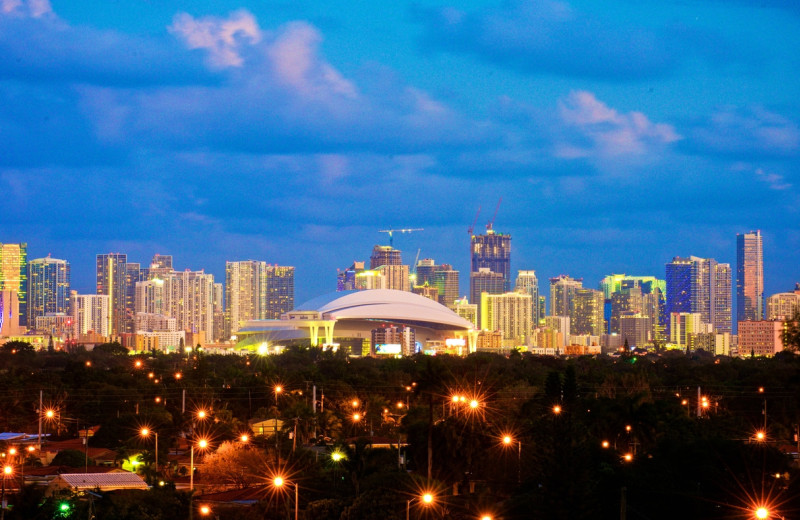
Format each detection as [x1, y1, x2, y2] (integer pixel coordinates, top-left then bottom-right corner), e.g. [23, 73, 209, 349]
[487, 197, 502, 231]
[468, 206, 481, 235]
[378, 228, 424, 247]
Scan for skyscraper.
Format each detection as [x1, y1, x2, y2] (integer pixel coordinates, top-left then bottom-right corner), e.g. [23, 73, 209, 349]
[571, 288, 605, 336]
[481, 291, 532, 344]
[433, 265, 459, 307]
[737, 230, 764, 322]
[370, 246, 402, 269]
[549, 275, 583, 317]
[28, 256, 70, 327]
[262, 265, 294, 319]
[96, 253, 127, 335]
[0, 243, 27, 326]
[470, 230, 511, 291]
[515, 270, 540, 326]
[72, 293, 111, 337]
[666, 256, 731, 334]
[226, 261, 295, 336]
[470, 268, 504, 323]
[162, 269, 215, 341]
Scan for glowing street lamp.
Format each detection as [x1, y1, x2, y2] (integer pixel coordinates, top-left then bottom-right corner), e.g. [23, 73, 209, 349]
[140, 428, 159, 476]
[190, 439, 209, 491]
[623, 453, 633, 462]
[755, 507, 769, 519]
[469, 399, 480, 410]
[407, 492, 435, 520]
[272, 476, 299, 520]
[1, 464, 13, 520]
[553, 405, 562, 415]
[502, 433, 522, 483]
[601, 440, 610, 449]
[755, 430, 766, 442]
[199, 505, 211, 516]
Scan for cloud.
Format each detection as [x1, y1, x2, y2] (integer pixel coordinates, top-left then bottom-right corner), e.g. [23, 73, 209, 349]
[556, 90, 680, 158]
[169, 10, 261, 68]
[415, 0, 731, 80]
[689, 106, 800, 159]
[1, 0, 51, 18]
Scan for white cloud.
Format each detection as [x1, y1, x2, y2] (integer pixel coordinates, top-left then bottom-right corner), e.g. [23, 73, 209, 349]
[557, 90, 680, 157]
[1, 0, 51, 17]
[169, 9, 261, 68]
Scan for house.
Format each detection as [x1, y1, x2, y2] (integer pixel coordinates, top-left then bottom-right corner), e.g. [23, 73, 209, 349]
[46, 472, 148, 495]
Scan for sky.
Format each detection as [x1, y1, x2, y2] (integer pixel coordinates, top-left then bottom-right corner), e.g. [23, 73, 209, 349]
[1, 0, 799, 306]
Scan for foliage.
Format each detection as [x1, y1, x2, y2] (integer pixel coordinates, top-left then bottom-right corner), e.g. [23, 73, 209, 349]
[198, 441, 270, 491]
[783, 310, 800, 352]
[50, 448, 91, 467]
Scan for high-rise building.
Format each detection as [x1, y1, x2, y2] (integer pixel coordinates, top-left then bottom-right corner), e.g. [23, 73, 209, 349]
[481, 291, 532, 344]
[470, 268, 504, 323]
[123, 262, 145, 333]
[600, 274, 666, 300]
[262, 265, 294, 319]
[452, 297, 478, 328]
[738, 320, 784, 357]
[0, 290, 22, 336]
[619, 314, 651, 348]
[96, 253, 128, 335]
[470, 230, 511, 291]
[416, 259, 436, 286]
[162, 270, 215, 341]
[669, 312, 710, 347]
[370, 246, 402, 269]
[665, 256, 731, 334]
[213, 282, 225, 342]
[135, 278, 166, 315]
[737, 231, 764, 323]
[72, 293, 110, 337]
[28, 256, 70, 327]
[515, 270, 540, 327]
[371, 325, 416, 356]
[0, 243, 27, 326]
[571, 289, 605, 336]
[337, 261, 365, 291]
[549, 275, 583, 317]
[766, 287, 800, 320]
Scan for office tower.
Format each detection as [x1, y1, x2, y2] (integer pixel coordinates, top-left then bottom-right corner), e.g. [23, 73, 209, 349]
[481, 291, 532, 344]
[0, 243, 27, 326]
[122, 262, 144, 333]
[416, 259, 436, 286]
[470, 268, 504, 323]
[337, 261, 365, 291]
[162, 270, 215, 342]
[610, 286, 643, 333]
[370, 245, 402, 269]
[669, 312, 710, 347]
[549, 275, 583, 317]
[375, 264, 409, 291]
[0, 290, 22, 336]
[515, 270, 540, 327]
[471, 229, 511, 291]
[28, 256, 70, 327]
[262, 265, 294, 318]
[152, 254, 173, 269]
[766, 287, 800, 320]
[666, 256, 731, 334]
[538, 296, 546, 324]
[146, 254, 174, 280]
[619, 314, 651, 348]
[412, 284, 439, 302]
[96, 253, 127, 335]
[571, 288, 605, 336]
[737, 231, 764, 322]
[72, 293, 111, 337]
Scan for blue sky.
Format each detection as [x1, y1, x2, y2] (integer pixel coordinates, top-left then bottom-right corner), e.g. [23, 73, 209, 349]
[1, 0, 798, 305]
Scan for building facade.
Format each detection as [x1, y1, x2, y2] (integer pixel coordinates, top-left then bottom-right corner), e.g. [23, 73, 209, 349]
[481, 291, 532, 344]
[737, 320, 784, 357]
[737, 230, 764, 322]
[666, 256, 731, 334]
[571, 288, 605, 336]
[72, 293, 111, 337]
[470, 230, 511, 291]
[28, 256, 70, 328]
[0, 243, 27, 327]
[549, 275, 583, 318]
[96, 253, 128, 335]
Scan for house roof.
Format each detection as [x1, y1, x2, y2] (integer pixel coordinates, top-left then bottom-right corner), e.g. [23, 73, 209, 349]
[53, 472, 148, 490]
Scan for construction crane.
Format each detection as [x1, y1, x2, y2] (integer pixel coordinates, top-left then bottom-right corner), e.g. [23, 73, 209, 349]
[486, 197, 502, 232]
[379, 228, 423, 248]
[467, 206, 481, 236]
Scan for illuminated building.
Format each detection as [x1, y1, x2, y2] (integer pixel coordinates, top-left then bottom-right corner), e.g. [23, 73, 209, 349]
[371, 325, 416, 356]
[96, 253, 128, 335]
[470, 268, 504, 323]
[162, 270, 215, 341]
[571, 288, 605, 336]
[665, 256, 731, 334]
[533, 327, 563, 353]
[416, 259, 436, 285]
[470, 229, 511, 291]
[213, 282, 225, 342]
[515, 270, 540, 327]
[549, 275, 582, 317]
[355, 269, 385, 290]
[370, 245, 402, 269]
[619, 313, 651, 348]
[135, 312, 177, 332]
[225, 262, 295, 335]
[337, 261, 365, 291]
[610, 285, 665, 341]
[35, 313, 72, 337]
[0, 243, 27, 326]
[481, 291, 532, 344]
[72, 292, 110, 337]
[737, 230, 764, 322]
[432, 265, 459, 307]
[544, 315, 570, 351]
[0, 290, 22, 336]
[451, 297, 478, 328]
[599, 274, 666, 300]
[28, 256, 70, 328]
[412, 284, 439, 302]
[123, 263, 144, 333]
[669, 312, 710, 348]
[135, 278, 165, 315]
[737, 320, 784, 357]
[375, 264, 409, 292]
[766, 287, 800, 320]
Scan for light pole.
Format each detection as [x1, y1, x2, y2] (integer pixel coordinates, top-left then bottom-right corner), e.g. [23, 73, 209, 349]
[406, 492, 434, 520]
[274, 385, 283, 463]
[190, 438, 208, 491]
[502, 434, 522, 484]
[1, 464, 12, 520]
[272, 476, 299, 520]
[140, 428, 159, 477]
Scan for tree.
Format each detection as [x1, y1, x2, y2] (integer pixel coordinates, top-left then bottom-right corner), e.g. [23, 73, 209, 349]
[51, 449, 91, 467]
[93, 342, 128, 355]
[782, 310, 800, 352]
[198, 441, 270, 491]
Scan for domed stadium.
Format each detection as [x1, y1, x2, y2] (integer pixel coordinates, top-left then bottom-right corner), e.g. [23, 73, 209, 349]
[236, 289, 476, 356]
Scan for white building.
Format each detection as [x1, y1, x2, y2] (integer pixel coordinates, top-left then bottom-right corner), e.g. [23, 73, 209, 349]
[481, 291, 532, 345]
[72, 293, 111, 337]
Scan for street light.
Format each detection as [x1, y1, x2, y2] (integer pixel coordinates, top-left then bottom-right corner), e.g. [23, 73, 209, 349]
[140, 428, 159, 476]
[1, 464, 12, 520]
[272, 476, 299, 520]
[756, 507, 768, 519]
[407, 492, 435, 520]
[553, 405, 562, 415]
[199, 504, 212, 516]
[502, 434, 522, 483]
[190, 438, 209, 491]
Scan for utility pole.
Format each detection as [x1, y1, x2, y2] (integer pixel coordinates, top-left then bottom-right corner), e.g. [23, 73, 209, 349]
[38, 390, 43, 450]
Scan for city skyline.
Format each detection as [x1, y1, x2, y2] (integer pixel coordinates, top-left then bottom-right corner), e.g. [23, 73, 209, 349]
[1, 0, 798, 307]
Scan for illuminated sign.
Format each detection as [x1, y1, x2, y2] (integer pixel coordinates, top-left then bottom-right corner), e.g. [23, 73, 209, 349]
[375, 343, 402, 355]
[445, 338, 466, 348]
